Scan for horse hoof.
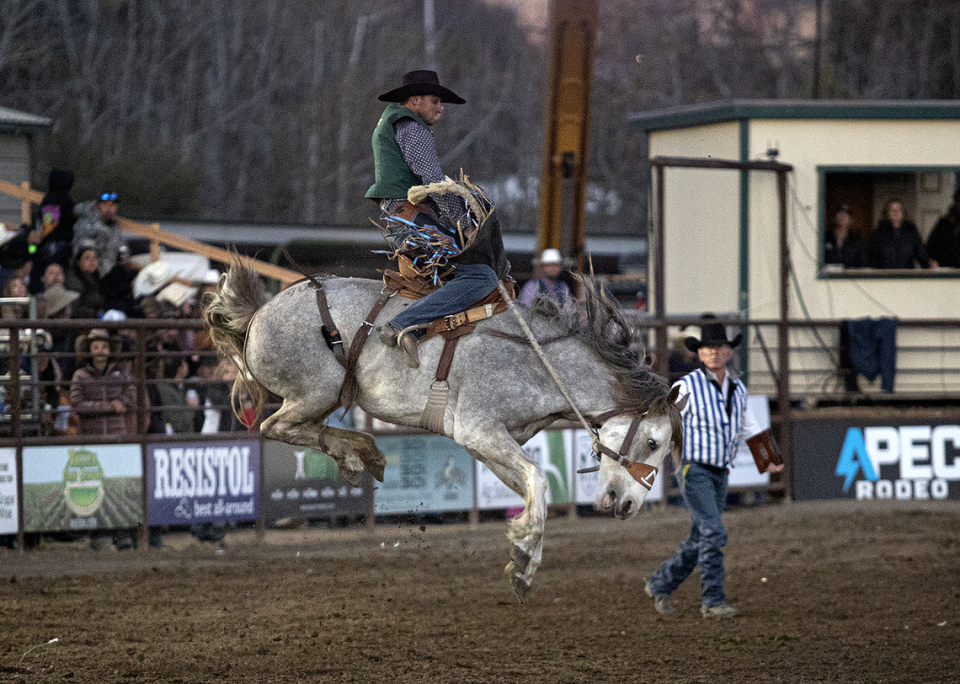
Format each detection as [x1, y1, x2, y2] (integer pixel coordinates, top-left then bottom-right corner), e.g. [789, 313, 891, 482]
[511, 545, 532, 575]
[364, 457, 385, 482]
[340, 469, 362, 487]
[511, 574, 530, 603]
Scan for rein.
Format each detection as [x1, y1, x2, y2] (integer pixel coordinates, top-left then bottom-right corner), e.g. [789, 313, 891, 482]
[495, 282, 658, 491]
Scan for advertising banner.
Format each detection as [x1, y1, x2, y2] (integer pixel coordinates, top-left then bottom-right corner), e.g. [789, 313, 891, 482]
[0, 447, 17, 535]
[729, 396, 773, 488]
[793, 416, 960, 501]
[571, 429, 664, 505]
[22, 444, 142, 533]
[476, 431, 572, 510]
[374, 435, 474, 514]
[262, 440, 370, 521]
[147, 440, 260, 526]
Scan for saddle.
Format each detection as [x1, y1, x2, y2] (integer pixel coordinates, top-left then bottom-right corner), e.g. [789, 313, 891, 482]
[382, 255, 517, 342]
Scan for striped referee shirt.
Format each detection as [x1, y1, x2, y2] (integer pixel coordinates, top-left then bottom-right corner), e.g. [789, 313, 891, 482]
[674, 367, 761, 468]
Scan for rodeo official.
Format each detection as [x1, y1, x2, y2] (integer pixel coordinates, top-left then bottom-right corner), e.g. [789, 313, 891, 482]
[645, 316, 784, 618]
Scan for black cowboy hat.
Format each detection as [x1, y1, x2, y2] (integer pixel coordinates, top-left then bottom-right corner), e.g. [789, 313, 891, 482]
[685, 317, 743, 353]
[378, 70, 466, 104]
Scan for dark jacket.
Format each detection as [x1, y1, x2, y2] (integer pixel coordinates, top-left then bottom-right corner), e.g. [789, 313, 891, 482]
[868, 220, 929, 269]
[36, 169, 77, 246]
[69, 362, 136, 435]
[925, 207, 960, 268]
[825, 230, 869, 268]
[64, 263, 105, 319]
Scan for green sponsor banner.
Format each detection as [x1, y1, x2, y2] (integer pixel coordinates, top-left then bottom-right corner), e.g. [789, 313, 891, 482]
[476, 431, 572, 509]
[22, 444, 143, 532]
[374, 435, 474, 514]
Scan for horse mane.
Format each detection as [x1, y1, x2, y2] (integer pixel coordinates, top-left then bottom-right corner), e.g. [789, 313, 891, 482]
[504, 275, 684, 465]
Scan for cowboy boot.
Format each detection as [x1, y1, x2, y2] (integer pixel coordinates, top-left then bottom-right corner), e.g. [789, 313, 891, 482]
[398, 333, 420, 369]
[378, 324, 399, 348]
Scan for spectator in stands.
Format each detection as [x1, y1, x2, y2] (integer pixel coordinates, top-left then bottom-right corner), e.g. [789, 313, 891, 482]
[73, 191, 128, 278]
[102, 245, 138, 316]
[39, 284, 80, 382]
[155, 349, 199, 435]
[824, 204, 869, 269]
[520, 248, 571, 306]
[1, 276, 30, 320]
[0, 232, 33, 293]
[40, 262, 66, 290]
[35, 334, 63, 436]
[29, 168, 77, 293]
[70, 329, 136, 436]
[926, 188, 960, 269]
[65, 242, 105, 319]
[868, 199, 930, 269]
[198, 357, 244, 434]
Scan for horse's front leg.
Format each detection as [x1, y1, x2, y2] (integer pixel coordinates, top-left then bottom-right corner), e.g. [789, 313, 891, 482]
[464, 430, 547, 603]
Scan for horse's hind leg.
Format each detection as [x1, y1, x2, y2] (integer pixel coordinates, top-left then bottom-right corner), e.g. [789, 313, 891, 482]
[463, 429, 547, 603]
[261, 401, 385, 486]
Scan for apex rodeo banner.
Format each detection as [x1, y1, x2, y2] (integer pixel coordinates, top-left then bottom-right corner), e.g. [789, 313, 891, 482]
[147, 440, 260, 526]
[793, 416, 960, 501]
[22, 444, 142, 532]
[262, 440, 370, 521]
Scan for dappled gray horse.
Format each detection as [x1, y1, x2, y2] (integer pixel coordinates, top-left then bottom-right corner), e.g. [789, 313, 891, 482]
[205, 262, 684, 600]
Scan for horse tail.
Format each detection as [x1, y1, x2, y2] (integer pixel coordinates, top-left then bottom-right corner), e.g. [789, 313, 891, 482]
[202, 256, 269, 426]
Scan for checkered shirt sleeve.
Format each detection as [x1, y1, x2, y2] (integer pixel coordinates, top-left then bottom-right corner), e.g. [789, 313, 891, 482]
[395, 120, 466, 226]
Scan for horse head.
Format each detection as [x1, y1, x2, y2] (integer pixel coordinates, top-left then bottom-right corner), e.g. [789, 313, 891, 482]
[593, 385, 687, 520]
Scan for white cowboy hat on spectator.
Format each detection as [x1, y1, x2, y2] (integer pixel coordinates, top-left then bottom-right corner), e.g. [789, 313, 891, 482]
[157, 281, 198, 307]
[538, 248, 563, 265]
[102, 309, 127, 322]
[201, 268, 220, 285]
[41, 284, 80, 317]
[133, 261, 175, 299]
[75, 328, 121, 357]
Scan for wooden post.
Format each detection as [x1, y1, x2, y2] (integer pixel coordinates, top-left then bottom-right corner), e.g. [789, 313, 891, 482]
[20, 182, 30, 225]
[150, 225, 161, 262]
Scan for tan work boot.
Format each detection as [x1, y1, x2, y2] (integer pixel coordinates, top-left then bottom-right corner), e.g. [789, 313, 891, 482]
[645, 582, 675, 616]
[398, 333, 420, 369]
[701, 603, 739, 618]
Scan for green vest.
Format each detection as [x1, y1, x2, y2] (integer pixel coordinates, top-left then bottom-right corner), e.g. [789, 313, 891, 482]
[365, 103, 430, 202]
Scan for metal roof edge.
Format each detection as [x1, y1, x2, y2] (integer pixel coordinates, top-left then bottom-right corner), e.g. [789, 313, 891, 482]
[0, 105, 53, 131]
[629, 99, 960, 132]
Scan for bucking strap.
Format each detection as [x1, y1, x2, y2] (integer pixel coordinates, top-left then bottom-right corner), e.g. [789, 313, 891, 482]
[339, 291, 391, 411]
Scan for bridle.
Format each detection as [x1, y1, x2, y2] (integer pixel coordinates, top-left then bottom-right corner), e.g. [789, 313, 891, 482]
[576, 408, 659, 491]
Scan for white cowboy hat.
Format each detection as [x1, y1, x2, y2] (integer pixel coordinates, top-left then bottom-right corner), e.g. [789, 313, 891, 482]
[538, 248, 563, 265]
[157, 281, 198, 307]
[133, 261, 175, 299]
[41, 284, 80, 317]
[200, 268, 220, 285]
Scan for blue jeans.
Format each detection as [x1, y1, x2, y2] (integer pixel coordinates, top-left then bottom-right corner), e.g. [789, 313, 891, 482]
[388, 263, 499, 337]
[648, 461, 729, 607]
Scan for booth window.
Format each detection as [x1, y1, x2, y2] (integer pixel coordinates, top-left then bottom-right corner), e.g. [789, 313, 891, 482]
[820, 167, 960, 277]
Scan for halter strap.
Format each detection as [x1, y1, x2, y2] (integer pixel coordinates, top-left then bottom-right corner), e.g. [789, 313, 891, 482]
[577, 411, 659, 491]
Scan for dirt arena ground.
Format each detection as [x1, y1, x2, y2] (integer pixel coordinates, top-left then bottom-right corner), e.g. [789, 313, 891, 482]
[1, 499, 958, 683]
